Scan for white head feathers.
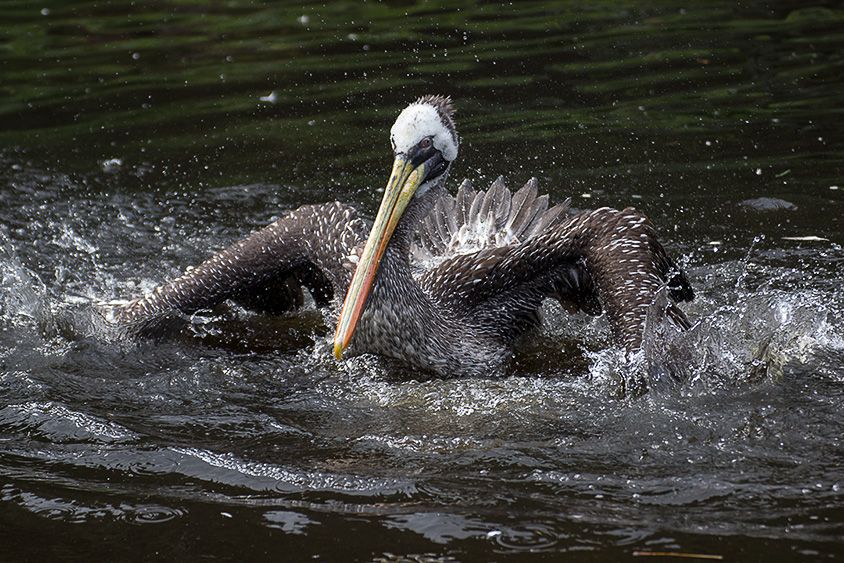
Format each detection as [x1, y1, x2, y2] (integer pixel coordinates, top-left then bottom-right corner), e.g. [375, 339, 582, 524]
[390, 95, 459, 162]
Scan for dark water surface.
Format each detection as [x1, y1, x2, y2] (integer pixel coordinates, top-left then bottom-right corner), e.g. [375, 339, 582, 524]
[2, 1, 844, 561]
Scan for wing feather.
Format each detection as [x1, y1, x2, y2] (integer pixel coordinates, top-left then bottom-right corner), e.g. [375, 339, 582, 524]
[411, 176, 573, 263]
[107, 202, 368, 334]
[504, 178, 539, 241]
[419, 206, 693, 352]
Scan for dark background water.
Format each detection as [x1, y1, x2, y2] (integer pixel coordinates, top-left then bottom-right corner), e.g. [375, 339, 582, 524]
[1, 1, 843, 561]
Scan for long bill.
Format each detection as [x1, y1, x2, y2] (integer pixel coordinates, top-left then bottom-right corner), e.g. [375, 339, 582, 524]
[333, 155, 426, 359]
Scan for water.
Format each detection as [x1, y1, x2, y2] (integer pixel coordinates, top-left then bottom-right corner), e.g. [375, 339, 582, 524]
[2, 1, 844, 561]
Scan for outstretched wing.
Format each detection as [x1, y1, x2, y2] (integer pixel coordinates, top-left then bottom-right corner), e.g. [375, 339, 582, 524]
[106, 202, 368, 333]
[558, 207, 693, 351]
[419, 203, 693, 353]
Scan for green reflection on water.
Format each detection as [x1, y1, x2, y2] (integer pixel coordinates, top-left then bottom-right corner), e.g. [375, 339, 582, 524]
[1, 0, 842, 238]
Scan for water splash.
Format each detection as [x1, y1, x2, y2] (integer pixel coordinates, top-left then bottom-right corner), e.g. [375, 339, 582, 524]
[0, 233, 49, 326]
[631, 258, 844, 395]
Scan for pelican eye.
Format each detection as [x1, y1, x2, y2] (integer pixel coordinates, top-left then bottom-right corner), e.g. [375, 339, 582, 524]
[409, 136, 438, 166]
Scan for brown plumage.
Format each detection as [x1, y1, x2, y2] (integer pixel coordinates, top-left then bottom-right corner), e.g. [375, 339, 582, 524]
[107, 96, 693, 376]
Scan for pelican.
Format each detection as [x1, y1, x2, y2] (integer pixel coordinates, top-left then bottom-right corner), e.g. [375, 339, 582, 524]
[110, 95, 693, 376]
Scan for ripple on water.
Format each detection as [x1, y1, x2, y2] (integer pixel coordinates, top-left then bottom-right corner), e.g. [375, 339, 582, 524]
[169, 447, 417, 497]
[372, 553, 459, 563]
[488, 521, 561, 552]
[0, 402, 138, 445]
[122, 504, 186, 525]
[384, 512, 493, 545]
[1, 483, 185, 524]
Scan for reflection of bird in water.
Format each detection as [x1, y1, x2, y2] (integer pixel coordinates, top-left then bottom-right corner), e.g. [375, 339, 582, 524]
[109, 95, 693, 376]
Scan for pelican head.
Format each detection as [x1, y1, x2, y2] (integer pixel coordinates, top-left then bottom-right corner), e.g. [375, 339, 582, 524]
[334, 95, 458, 359]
